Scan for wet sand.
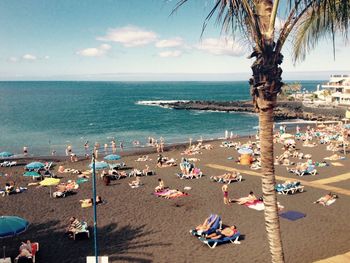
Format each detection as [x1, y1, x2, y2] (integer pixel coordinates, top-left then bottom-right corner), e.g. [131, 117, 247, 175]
[1, 136, 350, 263]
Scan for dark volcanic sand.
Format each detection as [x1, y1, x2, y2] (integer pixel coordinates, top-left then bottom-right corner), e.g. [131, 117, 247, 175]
[1, 137, 350, 263]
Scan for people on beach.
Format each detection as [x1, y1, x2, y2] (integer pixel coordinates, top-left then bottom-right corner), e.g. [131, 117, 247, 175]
[314, 192, 338, 206]
[195, 214, 218, 232]
[23, 146, 28, 156]
[104, 143, 108, 154]
[80, 196, 103, 207]
[129, 176, 141, 187]
[205, 225, 237, 240]
[66, 217, 83, 238]
[222, 184, 229, 205]
[155, 178, 165, 192]
[111, 140, 117, 154]
[231, 191, 258, 205]
[66, 145, 72, 156]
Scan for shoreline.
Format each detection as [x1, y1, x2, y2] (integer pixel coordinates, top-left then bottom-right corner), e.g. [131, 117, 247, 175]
[140, 100, 347, 121]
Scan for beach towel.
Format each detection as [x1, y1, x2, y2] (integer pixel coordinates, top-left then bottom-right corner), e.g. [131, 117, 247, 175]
[76, 178, 89, 184]
[279, 211, 306, 221]
[227, 157, 234, 160]
[245, 200, 265, 211]
[325, 199, 337, 206]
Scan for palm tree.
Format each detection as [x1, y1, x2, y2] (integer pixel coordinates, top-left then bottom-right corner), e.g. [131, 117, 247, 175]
[173, 1, 350, 262]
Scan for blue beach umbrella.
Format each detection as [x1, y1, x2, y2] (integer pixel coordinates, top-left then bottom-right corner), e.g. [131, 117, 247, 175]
[104, 154, 121, 161]
[238, 148, 253, 155]
[0, 152, 13, 158]
[23, 171, 41, 178]
[89, 161, 108, 170]
[26, 162, 45, 170]
[0, 216, 29, 239]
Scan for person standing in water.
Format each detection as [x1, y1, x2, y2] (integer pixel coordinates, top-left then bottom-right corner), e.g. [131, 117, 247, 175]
[23, 146, 28, 156]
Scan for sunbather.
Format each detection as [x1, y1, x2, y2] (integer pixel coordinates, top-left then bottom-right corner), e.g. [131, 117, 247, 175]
[66, 217, 83, 238]
[205, 225, 237, 240]
[231, 191, 258, 205]
[195, 214, 218, 232]
[129, 176, 141, 187]
[314, 192, 338, 206]
[155, 178, 165, 192]
[80, 196, 103, 207]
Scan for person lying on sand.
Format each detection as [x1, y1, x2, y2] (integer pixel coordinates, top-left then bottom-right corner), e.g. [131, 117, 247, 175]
[164, 190, 187, 199]
[205, 225, 237, 240]
[230, 191, 258, 205]
[195, 214, 218, 232]
[80, 196, 103, 207]
[136, 155, 151, 162]
[314, 192, 338, 206]
[324, 154, 345, 161]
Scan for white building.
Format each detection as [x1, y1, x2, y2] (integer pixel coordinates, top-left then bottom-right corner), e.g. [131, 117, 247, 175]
[316, 75, 350, 105]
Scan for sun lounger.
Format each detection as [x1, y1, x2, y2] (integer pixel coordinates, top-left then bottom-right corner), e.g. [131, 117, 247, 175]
[210, 174, 242, 184]
[109, 162, 126, 169]
[275, 182, 304, 195]
[190, 214, 222, 237]
[198, 231, 241, 249]
[73, 222, 90, 240]
[295, 165, 317, 176]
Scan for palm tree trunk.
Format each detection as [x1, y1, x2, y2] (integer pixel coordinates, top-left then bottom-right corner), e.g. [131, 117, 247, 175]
[259, 107, 284, 263]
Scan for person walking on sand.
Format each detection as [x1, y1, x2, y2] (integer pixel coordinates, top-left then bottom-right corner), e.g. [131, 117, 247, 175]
[104, 143, 108, 154]
[222, 184, 229, 205]
[120, 141, 124, 152]
[84, 141, 89, 155]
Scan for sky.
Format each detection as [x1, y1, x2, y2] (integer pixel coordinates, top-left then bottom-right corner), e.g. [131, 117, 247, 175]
[0, 0, 349, 81]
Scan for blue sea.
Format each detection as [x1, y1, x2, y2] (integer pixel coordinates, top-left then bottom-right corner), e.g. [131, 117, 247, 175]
[0, 81, 319, 156]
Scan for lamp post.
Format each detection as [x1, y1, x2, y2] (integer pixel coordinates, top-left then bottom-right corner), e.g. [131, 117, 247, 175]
[92, 153, 99, 263]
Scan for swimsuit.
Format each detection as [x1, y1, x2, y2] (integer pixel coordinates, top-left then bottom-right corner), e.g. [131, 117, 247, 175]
[224, 191, 228, 198]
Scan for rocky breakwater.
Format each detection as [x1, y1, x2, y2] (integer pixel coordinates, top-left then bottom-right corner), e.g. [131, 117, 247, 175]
[157, 100, 346, 121]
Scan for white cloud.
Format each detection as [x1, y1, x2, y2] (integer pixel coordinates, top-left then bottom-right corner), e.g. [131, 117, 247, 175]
[76, 44, 111, 57]
[44, 55, 50, 59]
[22, 54, 37, 60]
[97, 26, 157, 47]
[195, 38, 244, 56]
[155, 37, 184, 48]
[158, 50, 182, 58]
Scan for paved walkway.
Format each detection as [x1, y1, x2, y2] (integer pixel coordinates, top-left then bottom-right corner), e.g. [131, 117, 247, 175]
[206, 164, 350, 196]
[313, 251, 350, 262]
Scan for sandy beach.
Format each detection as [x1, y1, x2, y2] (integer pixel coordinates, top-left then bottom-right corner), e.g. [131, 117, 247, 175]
[1, 130, 350, 263]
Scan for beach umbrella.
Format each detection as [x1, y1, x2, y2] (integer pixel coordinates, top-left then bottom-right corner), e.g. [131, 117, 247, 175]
[238, 148, 253, 155]
[0, 152, 13, 158]
[0, 216, 29, 259]
[89, 161, 108, 170]
[26, 162, 45, 170]
[104, 154, 121, 161]
[39, 178, 60, 197]
[23, 171, 41, 179]
[280, 133, 293, 139]
[0, 216, 29, 239]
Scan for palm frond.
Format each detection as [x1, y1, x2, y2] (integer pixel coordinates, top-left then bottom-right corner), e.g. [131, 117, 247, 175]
[292, 0, 350, 63]
[173, 0, 263, 51]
